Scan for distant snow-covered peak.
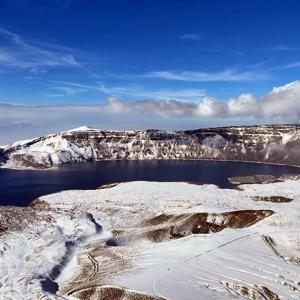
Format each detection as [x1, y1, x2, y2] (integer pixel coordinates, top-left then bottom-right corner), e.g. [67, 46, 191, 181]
[64, 126, 98, 133]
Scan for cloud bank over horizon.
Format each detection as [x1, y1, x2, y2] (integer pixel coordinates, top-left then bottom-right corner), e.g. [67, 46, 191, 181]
[103, 80, 300, 119]
[0, 80, 299, 145]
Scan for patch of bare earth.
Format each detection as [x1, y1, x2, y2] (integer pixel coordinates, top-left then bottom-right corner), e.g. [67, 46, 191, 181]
[186, 181, 203, 186]
[107, 210, 274, 244]
[69, 285, 166, 300]
[28, 198, 51, 208]
[0, 206, 53, 237]
[141, 210, 274, 243]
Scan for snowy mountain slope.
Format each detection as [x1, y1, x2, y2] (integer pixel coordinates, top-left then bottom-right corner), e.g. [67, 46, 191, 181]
[1, 124, 300, 169]
[0, 178, 300, 299]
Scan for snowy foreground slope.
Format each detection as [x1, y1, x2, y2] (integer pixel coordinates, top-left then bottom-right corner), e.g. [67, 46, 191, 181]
[1, 177, 300, 299]
[1, 124, 300, 169]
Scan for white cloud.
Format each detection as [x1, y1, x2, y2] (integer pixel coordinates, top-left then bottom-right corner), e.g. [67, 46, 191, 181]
[274, 61, 300, 70]
[98, 85, 206, 101]
[227, 94, 257, 116]
[0, 28, 81, 72]
[2, 81, 300, 121]
[48, 86, 87, 97]
[50, 81, 206, 101]
[270, 45, 300, 51]
[197, 97, 227, 117]
[0, 81, 299, 144]
[194, 81, 300, 120]
[258, 81, 300, 120]
[104, 96, 197, 117]
[146, 69, 272, 82]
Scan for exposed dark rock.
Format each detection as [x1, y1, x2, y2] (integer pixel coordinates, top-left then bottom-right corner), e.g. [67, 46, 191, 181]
[97, 183, 119, 189]
[221, 280, 281, 300]
[229, 173, 300, 185]
[254, 196, 293, 203]
[228, 175, 278, 185]
[0, 148, 7, 165]
[279, 174, 300, 181]
[262, 235, 300, 265]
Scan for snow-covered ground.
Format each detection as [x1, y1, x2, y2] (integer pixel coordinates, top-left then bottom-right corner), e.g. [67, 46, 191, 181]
[0, 179, 300, 299]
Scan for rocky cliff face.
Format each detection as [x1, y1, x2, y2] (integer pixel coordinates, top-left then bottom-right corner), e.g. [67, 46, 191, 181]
[1, 124, 300, 169]
[0, 148, 7, 165]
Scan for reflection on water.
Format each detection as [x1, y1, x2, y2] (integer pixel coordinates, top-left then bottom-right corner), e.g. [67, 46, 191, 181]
[0, 160, 299, 206]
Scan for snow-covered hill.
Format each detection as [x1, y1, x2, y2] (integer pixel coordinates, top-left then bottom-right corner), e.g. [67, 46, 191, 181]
[1, 124, 300, 169]
[1, 177, 300, 299]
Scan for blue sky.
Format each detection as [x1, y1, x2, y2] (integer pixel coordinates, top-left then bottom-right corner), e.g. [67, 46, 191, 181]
[0, 0, 299, 143]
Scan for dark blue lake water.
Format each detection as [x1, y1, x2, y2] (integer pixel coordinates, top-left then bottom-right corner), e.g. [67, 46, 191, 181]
[0, 160, 299, 207]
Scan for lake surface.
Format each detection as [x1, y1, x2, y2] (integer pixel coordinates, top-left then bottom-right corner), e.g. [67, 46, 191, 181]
[0, 160, 299, 207]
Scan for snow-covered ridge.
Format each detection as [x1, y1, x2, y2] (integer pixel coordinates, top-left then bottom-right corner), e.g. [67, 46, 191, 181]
[1, 124, 300, 169]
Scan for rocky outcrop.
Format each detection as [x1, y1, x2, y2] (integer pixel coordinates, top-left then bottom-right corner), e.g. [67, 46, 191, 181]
[0, 148, 7, 165]
[1, 124, 300, 169]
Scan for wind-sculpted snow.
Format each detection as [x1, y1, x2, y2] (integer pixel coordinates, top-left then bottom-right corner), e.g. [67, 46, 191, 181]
[1, 124, 300, 169]
[0, 178, 300, 299]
